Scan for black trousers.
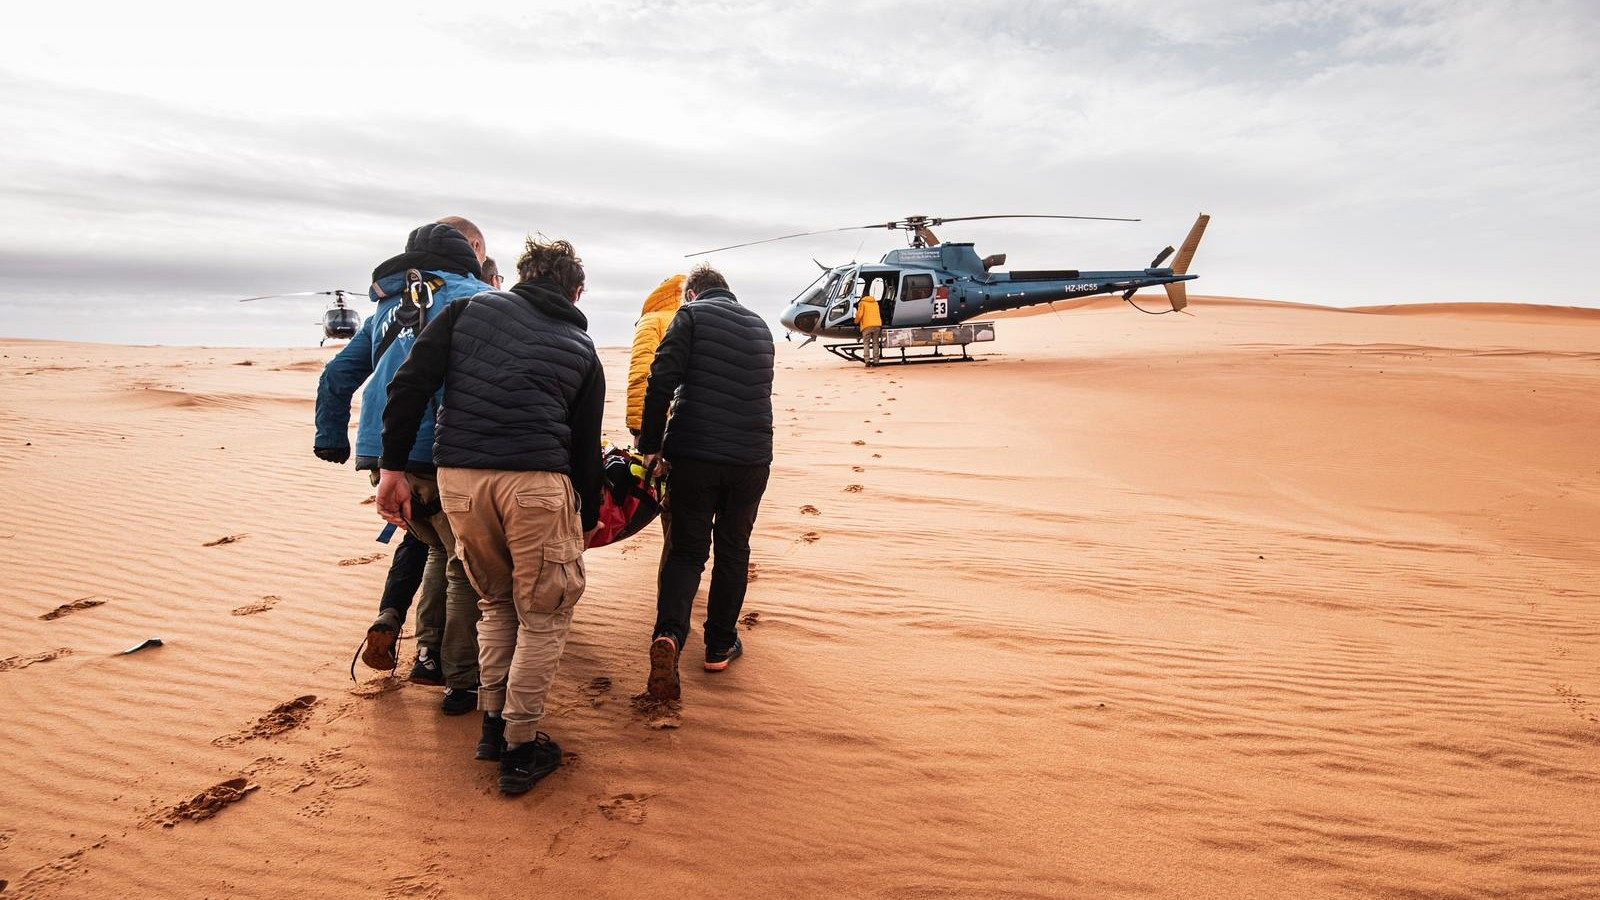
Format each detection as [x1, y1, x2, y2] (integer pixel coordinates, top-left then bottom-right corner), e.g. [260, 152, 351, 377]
[378, 530, 430, 618]
[654, 457, 770, 655]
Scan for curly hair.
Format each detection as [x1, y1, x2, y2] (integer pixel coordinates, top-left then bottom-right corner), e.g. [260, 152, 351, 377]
[685, 262, 728, 296]
[516, 236, 585, 300]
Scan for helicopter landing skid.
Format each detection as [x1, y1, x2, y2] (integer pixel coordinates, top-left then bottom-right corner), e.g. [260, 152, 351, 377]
[823, 342, 976, 366]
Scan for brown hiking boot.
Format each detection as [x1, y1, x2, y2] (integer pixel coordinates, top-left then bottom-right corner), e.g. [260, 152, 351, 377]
[647, 636, 681, 701]
[360, 609, 402, 671]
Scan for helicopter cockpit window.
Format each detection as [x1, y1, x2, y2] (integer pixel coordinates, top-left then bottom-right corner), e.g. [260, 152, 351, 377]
[902, 274, 935, 302]
[791, 271, 835, 308]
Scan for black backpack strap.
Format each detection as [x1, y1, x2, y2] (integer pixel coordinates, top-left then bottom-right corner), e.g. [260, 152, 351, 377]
[373, 315, 409, 364]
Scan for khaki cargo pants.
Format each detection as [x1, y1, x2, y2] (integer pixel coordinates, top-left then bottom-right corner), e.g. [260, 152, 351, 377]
[861, 325, 883, 365]
[437, 468, 586, 745]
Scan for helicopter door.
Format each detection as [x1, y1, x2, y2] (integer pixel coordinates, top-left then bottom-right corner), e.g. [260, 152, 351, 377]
[822, 265, 860, 330]
[898, 272, 937, 323]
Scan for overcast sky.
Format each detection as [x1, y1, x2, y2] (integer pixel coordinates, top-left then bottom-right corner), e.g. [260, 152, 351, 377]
[3, 0, 1596, 347]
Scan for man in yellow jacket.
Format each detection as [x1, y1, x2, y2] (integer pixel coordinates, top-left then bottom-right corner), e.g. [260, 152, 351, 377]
[628, 275, 686, 436]
[855, 293, 883, 366]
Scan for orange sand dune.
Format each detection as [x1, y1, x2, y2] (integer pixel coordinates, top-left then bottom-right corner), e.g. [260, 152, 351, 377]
[1, 300, 1597, 898]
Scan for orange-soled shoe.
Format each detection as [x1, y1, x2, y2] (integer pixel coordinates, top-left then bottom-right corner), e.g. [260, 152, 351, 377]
[703, 636, 743, 672]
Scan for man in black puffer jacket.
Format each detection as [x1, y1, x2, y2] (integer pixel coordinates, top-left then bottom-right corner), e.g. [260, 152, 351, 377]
[638, 263, 775, 702]
[377, 238, 603, 796]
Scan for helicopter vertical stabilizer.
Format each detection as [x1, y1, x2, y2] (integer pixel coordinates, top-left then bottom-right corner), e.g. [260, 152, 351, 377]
[1163, 213, 1210, 310]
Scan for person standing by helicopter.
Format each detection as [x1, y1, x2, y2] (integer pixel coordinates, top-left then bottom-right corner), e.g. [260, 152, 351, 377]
[638, 263, 775, 702]
[855, 292, 884, 366]
[315, 217, 491, 715]
[377, 237, 605, 796]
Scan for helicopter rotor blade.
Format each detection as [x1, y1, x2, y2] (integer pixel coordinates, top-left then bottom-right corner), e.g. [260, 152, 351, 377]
[238, 289, 366, 303]
[684, 224, 896, 257]
[930, 214, 1140, 225]
[686, 213, 1139, 257]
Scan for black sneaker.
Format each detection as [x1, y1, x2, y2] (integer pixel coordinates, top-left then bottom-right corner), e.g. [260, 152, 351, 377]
[476, 714, 506, 761]
[704, 636, 744, 672]
[647, 636, 681, 701]
[408, 648, 444, 686]
[499, 733, 562, 795]
[360, 609, 402, 671]
[441, 687, 478, 716]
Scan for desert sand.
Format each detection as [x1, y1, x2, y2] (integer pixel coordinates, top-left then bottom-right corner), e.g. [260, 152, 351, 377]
[1, 297, 1597, 899]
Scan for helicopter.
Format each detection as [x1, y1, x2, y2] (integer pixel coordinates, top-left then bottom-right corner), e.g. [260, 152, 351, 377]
[688, 213, 1210, 364]
[238, 289, 366, 345]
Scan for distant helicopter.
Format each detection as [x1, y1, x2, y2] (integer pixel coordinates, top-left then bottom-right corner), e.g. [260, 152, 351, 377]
[238, 289, 366, 346]
[688, 213, 1210, 364]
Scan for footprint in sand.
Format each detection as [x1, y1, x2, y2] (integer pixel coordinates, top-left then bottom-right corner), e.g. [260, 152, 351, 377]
[0, 648, 74, 672]
[301, 748, 371, 789]
[851, 440, 866, 446]
[740, 611, 761, 628]
[299, 793, 335, 819]
[1554, 684, 1600, 725]
[630, 694, 682, 730]
[800, 532, 822, 544]
[844, 484, 864, 493]
[597, 793, 652, 824]
[385, 864, 444, 900]
[213, 695, 319, 746]
[149, 777, 259, 828]
[852, 466, 865, 473]
[38, 597, 105, 620]
[339, 553, 384, 566]
[231, 595, 280, 616]
[799, 504, 821, 516]
[203, 533, 248, 547]
[351, 675, 407, 698]
[361, 495, 377, 505]
[871, 453, 882, 459]
[586, 676, 613, 706]
[6, 838, 105, 896]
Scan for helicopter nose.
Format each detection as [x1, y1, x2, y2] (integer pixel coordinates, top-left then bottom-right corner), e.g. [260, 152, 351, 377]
[781, 304, 819, 334]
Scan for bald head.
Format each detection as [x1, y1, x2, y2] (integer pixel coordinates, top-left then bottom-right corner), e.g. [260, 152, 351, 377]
[436, 216, 486, 264]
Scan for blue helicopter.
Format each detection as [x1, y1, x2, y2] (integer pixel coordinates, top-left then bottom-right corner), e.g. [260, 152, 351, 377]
[689, 213, 1209, 364]
[238, 289, 365, 346]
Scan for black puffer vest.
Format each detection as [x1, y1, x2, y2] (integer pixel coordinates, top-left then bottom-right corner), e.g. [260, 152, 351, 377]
[434, 282, 597, 472]
[666, 290, 775, 466]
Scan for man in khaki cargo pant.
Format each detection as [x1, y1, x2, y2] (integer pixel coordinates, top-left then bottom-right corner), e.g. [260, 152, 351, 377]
[437, 470, 586, 755]
[378, 237, 605, 796]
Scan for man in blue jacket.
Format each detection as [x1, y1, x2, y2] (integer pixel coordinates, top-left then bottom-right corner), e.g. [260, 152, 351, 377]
[315, 217, 491, 715]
